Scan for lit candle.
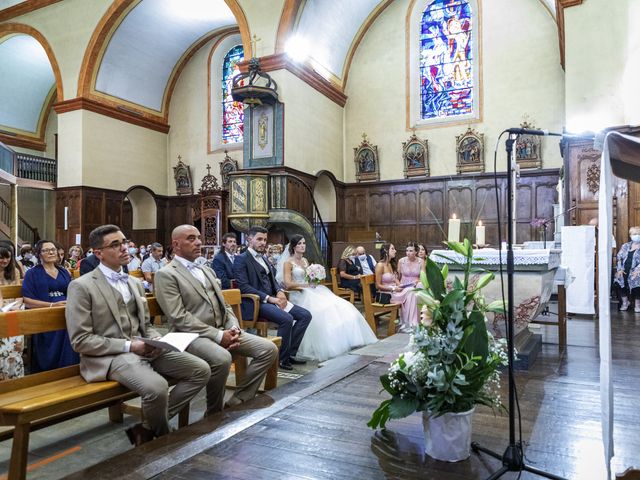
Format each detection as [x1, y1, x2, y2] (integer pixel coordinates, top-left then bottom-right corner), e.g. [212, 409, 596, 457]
[476, 220, 486, 246]
[448, 214, 461, 243]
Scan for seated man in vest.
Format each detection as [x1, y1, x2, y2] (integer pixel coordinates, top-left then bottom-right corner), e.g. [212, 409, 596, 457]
[355, 245, 378, 297]
[155, 225, 278, 411]
[211, 232, 237, 289]
[66, 224, 210, 446]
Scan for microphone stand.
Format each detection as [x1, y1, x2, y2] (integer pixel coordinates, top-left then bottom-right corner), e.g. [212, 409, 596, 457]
[540, 206, 578, 249]
[471, 134, 566, 480]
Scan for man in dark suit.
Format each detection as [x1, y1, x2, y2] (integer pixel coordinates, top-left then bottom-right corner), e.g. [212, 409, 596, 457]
[233, 226, 312, 371]
[211, 232, 237, 289]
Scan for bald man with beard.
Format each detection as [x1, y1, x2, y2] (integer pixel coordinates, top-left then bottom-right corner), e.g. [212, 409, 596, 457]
[154, 225, 278, 413]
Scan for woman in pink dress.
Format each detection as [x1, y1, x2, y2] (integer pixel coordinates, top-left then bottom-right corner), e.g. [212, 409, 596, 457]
[375, 243, 419, 333]
[398, 242, 424, 288]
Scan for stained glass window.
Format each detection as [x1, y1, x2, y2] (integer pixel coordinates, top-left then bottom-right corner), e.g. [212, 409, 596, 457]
[420, 0, 473, 120]
[222, 45, 244, 143]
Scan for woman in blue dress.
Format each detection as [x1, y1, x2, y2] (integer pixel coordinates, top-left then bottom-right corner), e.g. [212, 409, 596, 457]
[22, 240, 79, 372]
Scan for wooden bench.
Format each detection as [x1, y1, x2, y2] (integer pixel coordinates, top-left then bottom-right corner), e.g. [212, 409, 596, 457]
[330, 267, 355, 304]
[359, 274, 398, 338]
[0, 289, 280, 480]
[0, 284, 22, 300]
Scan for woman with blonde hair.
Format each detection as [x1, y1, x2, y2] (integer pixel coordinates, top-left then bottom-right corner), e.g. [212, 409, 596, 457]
[337, 245, 363, 295]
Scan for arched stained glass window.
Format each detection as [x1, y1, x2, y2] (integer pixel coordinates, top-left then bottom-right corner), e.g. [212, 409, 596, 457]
[222, 45, 244, 144]
[420, 0, 473, 120]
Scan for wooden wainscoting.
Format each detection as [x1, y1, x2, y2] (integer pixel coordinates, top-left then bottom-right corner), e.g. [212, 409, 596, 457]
[335, 169, 560, 251]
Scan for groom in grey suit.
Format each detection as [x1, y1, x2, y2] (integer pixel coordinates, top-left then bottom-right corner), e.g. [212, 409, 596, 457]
[154, 225, 278, 413]
[66, 224, 210, 445]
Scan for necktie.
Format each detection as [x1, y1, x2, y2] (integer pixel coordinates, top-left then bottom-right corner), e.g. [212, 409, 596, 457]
[110, 272, 129, 283]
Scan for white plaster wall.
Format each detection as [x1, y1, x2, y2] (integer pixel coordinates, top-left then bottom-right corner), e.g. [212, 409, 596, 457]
[81, 110, 167, 193]
[237, 0, 284, 56]
[313, 173, 337, 222]
[127, 187, 157, 229]
[44, 108, 57, 159]
[344, 0, 565, 181]
[564, 0, 629, 132]
[168, 36, 235, 196]
[10, 0, 113, 100]
[56, 109, 83, 187]
[270, 69, 344, 179]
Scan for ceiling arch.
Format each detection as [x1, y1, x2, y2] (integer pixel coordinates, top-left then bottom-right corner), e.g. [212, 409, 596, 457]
[76, 0, 250, 120]
[0, 23, 61, 148]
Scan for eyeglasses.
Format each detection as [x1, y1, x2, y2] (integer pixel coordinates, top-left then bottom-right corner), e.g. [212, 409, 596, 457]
[40, 248, 58, 254]
[98, 239, 130, 250]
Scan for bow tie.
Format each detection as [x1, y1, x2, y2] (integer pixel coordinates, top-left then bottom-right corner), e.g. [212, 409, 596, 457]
[186, 263, 200, 271]
[110, 272, 129, 283]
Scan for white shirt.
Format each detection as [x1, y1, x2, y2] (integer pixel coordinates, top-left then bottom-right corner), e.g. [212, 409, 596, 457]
[194, 256, 208, 267]
[358, 255, 377, 275]
[173, 255, 223, 344]
[248, 247, 270, 273]
[97, 263, 132, 352]
[141, 256, 166, 273]
[173, 255, 206, 286]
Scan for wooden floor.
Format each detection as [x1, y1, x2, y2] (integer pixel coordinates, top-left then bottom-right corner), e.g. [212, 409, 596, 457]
[66, 309, 640, 480]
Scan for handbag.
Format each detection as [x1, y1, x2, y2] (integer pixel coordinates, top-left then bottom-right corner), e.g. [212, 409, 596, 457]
[375, 291, 392, 304]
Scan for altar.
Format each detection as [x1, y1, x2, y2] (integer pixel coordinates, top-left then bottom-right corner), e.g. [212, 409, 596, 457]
[429, 248, 562, 369]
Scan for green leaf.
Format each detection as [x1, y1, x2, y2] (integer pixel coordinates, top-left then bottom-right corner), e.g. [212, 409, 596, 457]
[380, 374, 394, 394]
[388, 396, 419, 420]
[367, 399, 391, 429]
[441, 289, 465, 307]
[441, 263, 449, 280]
[486, 300, 506, 314]
[472, 272, 495, 292]
[463, 309, 489, 360]
[447, 241, 468, 256]
[420, 269, 429, 289]
[432, 253, 464, 268]
[425, 258, 445, 299]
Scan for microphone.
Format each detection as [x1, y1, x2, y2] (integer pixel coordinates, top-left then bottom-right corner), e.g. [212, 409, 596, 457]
[506, 128, 562, 137]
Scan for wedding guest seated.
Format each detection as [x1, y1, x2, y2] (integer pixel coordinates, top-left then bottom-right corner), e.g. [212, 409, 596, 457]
[277, 236, 376, 362]
[67, 245, 83, 270]
[127, 243, 142, 271]
[55, 242, 67, 269]
[22, 240, 79, 372]
[0, 243, 24, 381]
[417, 243, 428, 271]
[375, 243, 419, 333]
[211, 233, 237, 289]
[233, 226, 311, 371]
[398, 242, 424, 288]
[66, 224, 210, 445]
[141, 242, 166, 291]
[354, 246, 377, 275]
[266, 243, 282, 268]
[337, 245, 362, 295]
[155, 225, 278, 411]
[614, 226, 640, 312]
[18, 244, 36, 270]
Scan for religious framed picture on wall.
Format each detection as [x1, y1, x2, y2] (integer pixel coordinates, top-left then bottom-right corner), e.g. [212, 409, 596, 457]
[402, 132, 429, 178]
[354, 133, 380, 182]
[456, 127, 484, 174]
[173, 155, 193, 195]
[516, 121, 542, 169]
[219, 150, 239, 189]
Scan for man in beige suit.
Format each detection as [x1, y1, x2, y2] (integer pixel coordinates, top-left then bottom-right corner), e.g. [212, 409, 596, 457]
[155, 225, 278, 413]
[66, 224, 210, 445]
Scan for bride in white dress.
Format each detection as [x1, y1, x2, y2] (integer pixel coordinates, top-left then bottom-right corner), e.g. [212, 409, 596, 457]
[276, 235, 377, 362]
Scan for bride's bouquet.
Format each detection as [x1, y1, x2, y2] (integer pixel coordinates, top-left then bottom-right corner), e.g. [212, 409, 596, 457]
[305, 263, 326, 285]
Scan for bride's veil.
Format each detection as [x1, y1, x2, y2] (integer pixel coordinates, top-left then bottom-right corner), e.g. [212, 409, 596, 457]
[275, 248, 291, 286]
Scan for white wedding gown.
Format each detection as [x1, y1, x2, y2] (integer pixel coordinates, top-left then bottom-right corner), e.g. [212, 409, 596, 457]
[288, 264, 378, 362]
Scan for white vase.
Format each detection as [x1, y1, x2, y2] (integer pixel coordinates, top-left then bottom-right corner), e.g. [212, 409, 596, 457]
[422, 407, 475, 462]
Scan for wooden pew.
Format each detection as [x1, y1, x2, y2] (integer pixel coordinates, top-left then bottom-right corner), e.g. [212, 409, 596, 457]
[329, 267, 355, 304]
[359, 274, 398, 338]
[0, 284, 22, 300]
[0, 289, 281, 480]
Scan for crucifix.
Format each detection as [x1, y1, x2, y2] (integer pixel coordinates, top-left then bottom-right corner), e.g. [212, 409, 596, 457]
[250, 34, 261, 57]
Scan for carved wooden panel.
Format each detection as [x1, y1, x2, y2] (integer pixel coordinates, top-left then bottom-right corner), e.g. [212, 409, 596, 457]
[337, 169, 560, 252]
[369, 193, 391, 225]
[392, 190, 417, 222]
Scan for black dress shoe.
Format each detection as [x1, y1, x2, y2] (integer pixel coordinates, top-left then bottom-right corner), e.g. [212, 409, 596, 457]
[279, 362, 293, 371]
[289, 357, 307, 365]
[125, 423, 155, 446]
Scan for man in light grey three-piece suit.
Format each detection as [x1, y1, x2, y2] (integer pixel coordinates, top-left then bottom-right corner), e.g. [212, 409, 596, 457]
[65, 225, 210, 446]
[154, 225, 278, 413]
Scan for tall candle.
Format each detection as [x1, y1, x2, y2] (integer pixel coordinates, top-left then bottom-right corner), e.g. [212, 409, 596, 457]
[448, 214, 461, 243]
[476, 220, 486, 246]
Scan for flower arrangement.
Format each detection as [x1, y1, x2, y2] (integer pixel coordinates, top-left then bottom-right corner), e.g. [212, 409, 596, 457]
[530, 217, 546, 228]
[305, 263, 326, 285]
[368, 239, 508, 430]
